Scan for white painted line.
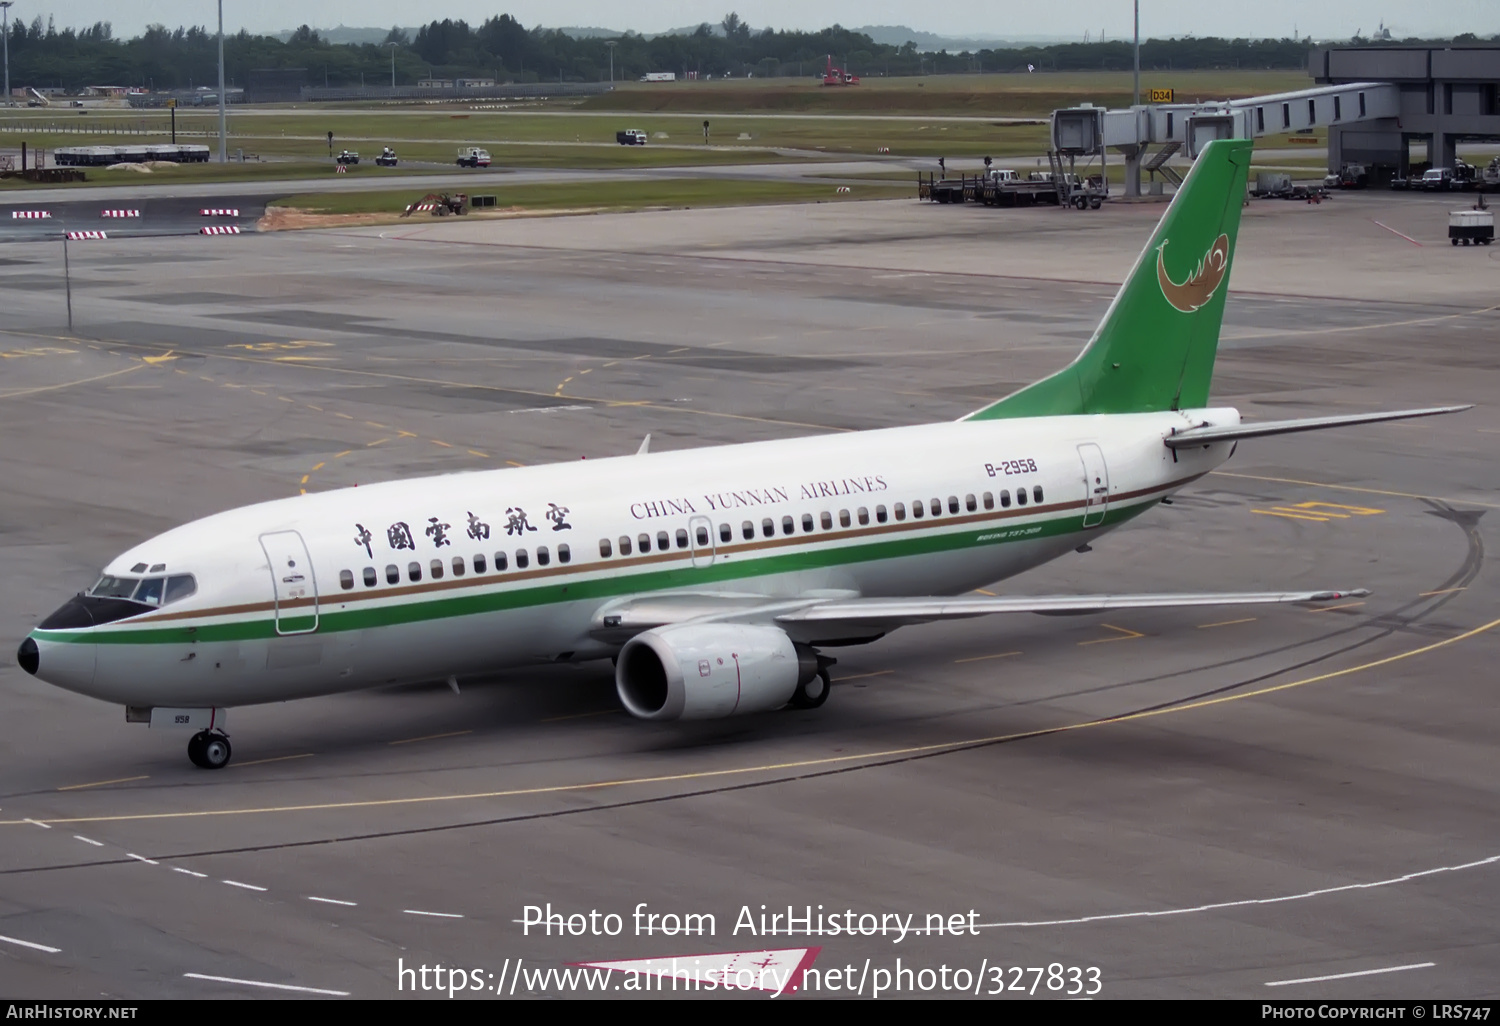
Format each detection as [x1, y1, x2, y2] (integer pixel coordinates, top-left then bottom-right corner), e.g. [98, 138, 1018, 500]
[126, 853, 159, 865]
[222, 880, 268, 892]
[307, 896, 357, 906]
[1266, 962, 1435, 987]
[0, 933, 61, 954]
[978, 853, 1500, 929]
[403, 909, 464, 918]
[182, 973, 349, 997]
[172, 867, 208, 878]
[23, 818, 51, 829]
[73, 835, 104, 846]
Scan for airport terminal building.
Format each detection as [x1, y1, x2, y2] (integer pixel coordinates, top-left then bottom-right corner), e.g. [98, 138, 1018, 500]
[1312, 45, 1500, 180]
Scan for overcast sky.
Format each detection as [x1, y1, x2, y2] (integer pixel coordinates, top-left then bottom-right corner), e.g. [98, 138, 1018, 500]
[16, 1, 1497, 42]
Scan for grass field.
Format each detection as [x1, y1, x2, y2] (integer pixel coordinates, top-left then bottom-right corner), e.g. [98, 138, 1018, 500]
[269, 178, 914, 218]
[581, 70, 1317, 116]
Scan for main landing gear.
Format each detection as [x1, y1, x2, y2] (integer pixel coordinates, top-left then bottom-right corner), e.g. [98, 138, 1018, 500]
[789, 667, 832, 709]
[187, 730, 232, 769]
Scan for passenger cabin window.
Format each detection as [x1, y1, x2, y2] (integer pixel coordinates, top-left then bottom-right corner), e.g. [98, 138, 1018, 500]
[695, 526, 710, 546]
[452, 556, 465, 576]
[408, 562, 422, 582]
[536, 547, 550, 566]
[1000, 490, 1011, 508]
[820, 511, 833, 530]
[965, 494, 977, 512]
[599, 538, 613, 558]
[515, 550, 529, 569]
[494, 551, 508, 571]
[983, 492, 994, 510]
[675, 529, 689, 549]
[474, 553, 487, 573]
[912, 501, 924, 519]
[656, 530, 670, 551]
[363, 567, 377, 587]
[639, 533, 651, 553]
[719, 523, 732, 543]
[618, 536, 632, 556]
[894, 502, 906, 521]
[742, 521, 754, 540]
[876, 504, 888, 523]
[558, 544, 571, 564]
[340, 570, 355, 590]
[948, 496, 960, 514]
[430, 559, 444, 580]
[1033, 485, 1044, 504]
[1016, 488, 1027, 507]
[858, 507, 870, 525]
[386, 564, 399, 584]
[839, 509, 851, 528]
[930, 498, 942, 516]
[782, 516, 795, 536]
[802, 513, 815, 533]
[762, 518, 774, 538]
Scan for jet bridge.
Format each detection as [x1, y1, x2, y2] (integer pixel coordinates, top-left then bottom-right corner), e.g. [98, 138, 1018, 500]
[1052, 82, 1400, 196]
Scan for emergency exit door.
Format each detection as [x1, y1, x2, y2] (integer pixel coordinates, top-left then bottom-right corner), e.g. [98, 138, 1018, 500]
[1077, 444, 1110, 528]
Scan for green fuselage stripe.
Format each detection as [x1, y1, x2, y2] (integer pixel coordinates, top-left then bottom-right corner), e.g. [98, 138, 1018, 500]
[37, 499, 1156, 646]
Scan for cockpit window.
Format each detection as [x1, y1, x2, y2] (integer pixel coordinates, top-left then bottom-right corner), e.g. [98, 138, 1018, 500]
[88, 573, 196, 607]
[133, 578, 166, 606]
[90, 575, 139, 599]
[164, 575, 197, 604]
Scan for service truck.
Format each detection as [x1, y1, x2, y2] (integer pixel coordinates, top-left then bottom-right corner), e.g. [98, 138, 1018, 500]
[456, 147, 491, 168]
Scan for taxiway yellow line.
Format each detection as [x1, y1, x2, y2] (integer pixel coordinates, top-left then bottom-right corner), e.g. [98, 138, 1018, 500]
[1078, 624, 1144, 645]
[954, 651, 1022, 664]
[832, 669, 894, 682]
[1197, 618, 1257, 629]
[1214, 471, 1500, 511]
[230, 754, 314, 769]
[10, 622, 1499, 829]
[539, 709, 619, 723]
[387, 730, 473, 746]
[1310, 601, 1366, 614]
[56, 775, 149, 792]
[1420, 587, 1466, 597]
[0, 364, 143, 400]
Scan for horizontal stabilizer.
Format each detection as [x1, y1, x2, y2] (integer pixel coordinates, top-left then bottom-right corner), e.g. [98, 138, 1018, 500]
[776, 589, 1369, 630]
[1164, 406, 1471, 448]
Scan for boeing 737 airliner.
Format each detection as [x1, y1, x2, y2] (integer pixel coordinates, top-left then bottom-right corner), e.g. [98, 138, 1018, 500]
[17, 140, 1467, 768]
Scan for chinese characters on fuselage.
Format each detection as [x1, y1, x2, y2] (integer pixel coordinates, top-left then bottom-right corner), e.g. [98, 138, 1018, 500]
[354, 503, 570, 556]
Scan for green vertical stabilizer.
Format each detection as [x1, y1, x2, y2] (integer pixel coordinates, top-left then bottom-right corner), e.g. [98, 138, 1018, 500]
[965, 138, 1252, 420]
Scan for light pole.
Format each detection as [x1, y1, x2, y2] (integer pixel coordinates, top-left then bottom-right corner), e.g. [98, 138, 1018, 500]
[1, 3, 14, 110]
[1133, 0, 1140, 107]
[605, 40, 616, 85]
[216, 0, 226, 162]
[387, 42, 397, 89]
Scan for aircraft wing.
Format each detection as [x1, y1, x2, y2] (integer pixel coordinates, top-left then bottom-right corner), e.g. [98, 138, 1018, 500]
[1164, 406, 1470, 448]
[772, 589, 1369, 632]
[590, 589, 1368, 643]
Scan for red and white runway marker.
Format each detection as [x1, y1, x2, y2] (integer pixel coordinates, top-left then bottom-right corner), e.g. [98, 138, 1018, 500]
[199, 208, 239, 217]
[199, 225, 242, 235]
[100, 209, 140, 218]
[65, 231, 108, 240]
[11, 210, 51, 219]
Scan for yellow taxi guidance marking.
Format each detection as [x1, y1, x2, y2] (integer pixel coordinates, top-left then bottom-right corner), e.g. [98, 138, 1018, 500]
[1253, 500, 1386, 522]
[1078, 624, 1144, 646]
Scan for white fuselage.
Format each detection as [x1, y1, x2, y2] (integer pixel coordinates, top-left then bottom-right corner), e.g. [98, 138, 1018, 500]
[27, 409, 1238, 710]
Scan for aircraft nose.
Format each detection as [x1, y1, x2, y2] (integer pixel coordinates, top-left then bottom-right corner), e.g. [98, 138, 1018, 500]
[17, 637, 39, 676]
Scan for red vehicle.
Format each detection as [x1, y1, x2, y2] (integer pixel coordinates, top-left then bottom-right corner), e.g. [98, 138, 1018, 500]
[821, 54, 859, 86]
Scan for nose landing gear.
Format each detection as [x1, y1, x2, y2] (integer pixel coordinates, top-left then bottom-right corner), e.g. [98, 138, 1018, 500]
[187, 730, 232, 769]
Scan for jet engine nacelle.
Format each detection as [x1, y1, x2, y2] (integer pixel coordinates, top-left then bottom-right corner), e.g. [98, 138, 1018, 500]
[616, 623, 818, 721]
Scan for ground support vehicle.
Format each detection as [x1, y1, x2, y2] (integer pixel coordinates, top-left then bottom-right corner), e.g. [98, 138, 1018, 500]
[457, 147, 491, 168]
[375, 148, 397, 167]
[1449, 207, 1494, 246]
[336, 150, 359, 165]
[616, 130, 647, 145]
[401, 193, 470, 217]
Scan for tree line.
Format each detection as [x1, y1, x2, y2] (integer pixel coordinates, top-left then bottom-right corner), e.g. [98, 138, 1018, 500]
[4, 13, 1492, 90]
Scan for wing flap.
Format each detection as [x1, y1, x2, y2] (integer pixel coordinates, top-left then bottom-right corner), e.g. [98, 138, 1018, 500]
[775, 589, 1369, 631]
[1164, 406, 1470, 448]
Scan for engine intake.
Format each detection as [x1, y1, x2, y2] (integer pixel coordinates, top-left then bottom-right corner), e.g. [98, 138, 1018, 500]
[616, 623, 818, 721]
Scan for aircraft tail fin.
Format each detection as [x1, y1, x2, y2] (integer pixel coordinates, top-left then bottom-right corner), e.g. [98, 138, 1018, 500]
[966, 137, 1253, 421]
